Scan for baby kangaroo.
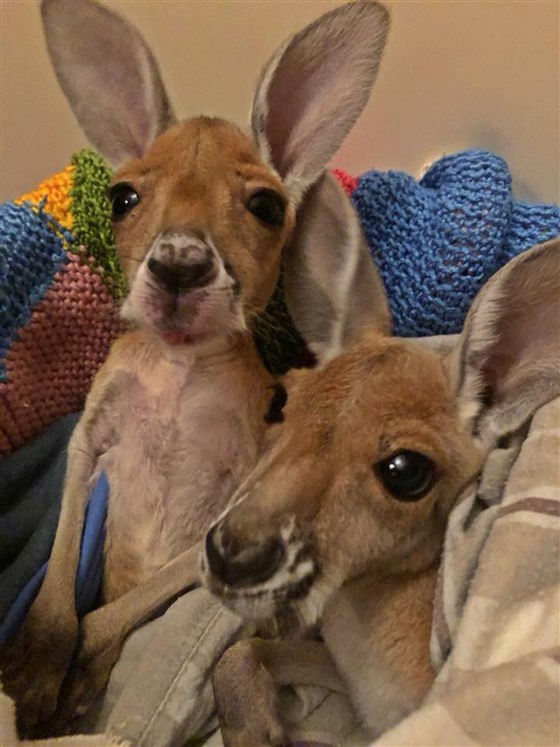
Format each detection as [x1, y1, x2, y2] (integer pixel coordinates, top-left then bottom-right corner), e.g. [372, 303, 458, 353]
[1, 0, 390, 736]
[203, 238, 560, 746]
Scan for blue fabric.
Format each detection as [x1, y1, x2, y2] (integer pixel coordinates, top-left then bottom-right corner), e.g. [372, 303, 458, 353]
[0, 201, 70, 380]
[0, 412, 80, 619]
[75, 472, 109, 616]
[0, 471, 108, 645]
[352, 150, 560, 336]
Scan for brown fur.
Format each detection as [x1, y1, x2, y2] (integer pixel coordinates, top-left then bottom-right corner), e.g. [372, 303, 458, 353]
[97, 327, 274, 600]
[205, 332, 483, 744]
[211, 334, 481, 584]
[1, 118, 283, 735]
[113, 118, 293, 310]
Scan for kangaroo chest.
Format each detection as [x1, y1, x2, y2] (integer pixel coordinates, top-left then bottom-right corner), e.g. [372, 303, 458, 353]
[97, 353, 268, 601]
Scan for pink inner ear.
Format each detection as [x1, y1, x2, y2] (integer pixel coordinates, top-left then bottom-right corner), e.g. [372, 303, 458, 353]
[256, 2, 389, 186]
[43, 0, 174, 166]
[265, 51, 345, 179]
[264, 56, 303, 176]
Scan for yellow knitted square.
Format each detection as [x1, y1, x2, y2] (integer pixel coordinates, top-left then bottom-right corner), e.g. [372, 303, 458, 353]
[15, 165, 74, 229]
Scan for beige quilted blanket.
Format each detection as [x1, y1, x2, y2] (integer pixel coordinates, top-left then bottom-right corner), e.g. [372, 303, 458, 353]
[375, 395, 560, 747]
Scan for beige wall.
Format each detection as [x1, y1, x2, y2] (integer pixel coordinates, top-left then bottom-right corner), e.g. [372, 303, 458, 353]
[1, 0, 558, 203]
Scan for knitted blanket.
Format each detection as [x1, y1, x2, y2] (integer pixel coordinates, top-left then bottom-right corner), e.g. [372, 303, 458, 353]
[1, 149, 559, 457]
[348, 150, 560, 336]
[0, 152, 124, 457]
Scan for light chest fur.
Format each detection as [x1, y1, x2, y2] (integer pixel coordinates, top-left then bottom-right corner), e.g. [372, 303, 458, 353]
[95, 332, 272, 601]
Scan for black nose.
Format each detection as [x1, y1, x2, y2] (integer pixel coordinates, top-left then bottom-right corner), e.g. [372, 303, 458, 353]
[147, 256, 215, 294]
[205, 525, 285, 588]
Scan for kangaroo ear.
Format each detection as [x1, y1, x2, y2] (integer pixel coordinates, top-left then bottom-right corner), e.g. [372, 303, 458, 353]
[283, 173, 390, 365]
[447, 237, 560, 447]
[251, 0, 390, 205]
[41, 0, 176, 166]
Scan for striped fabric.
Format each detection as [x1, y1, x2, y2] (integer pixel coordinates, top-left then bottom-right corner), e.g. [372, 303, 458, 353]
[374, 395, 560, 747]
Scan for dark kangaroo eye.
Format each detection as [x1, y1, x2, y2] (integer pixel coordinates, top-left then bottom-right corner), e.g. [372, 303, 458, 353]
[108, 183, 140, 219]
[264, 383, 288, 424]
[247, 189, 286, 227]
[375, 450, 435, 501]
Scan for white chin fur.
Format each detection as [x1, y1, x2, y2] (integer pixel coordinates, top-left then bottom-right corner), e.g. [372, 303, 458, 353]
[223, 576, 331, 632]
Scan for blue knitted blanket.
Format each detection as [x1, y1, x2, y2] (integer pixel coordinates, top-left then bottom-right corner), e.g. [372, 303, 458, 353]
[351, 150, 559, 336]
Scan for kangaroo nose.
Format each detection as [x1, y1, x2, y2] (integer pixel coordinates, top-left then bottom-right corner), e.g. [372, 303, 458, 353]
[147, 256, 215, 294]
[205, 525, 285, 588]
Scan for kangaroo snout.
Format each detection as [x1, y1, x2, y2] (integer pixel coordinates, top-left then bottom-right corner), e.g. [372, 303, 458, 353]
[205, 524, 285, 589]
[147, 255, 215, 294]
[121, 220, 247, 343]
[203, 510, 320, 624]
[148, 231, 217, 294]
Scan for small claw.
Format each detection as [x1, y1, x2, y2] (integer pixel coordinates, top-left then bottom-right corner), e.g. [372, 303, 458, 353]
[15, 685, 59, 739]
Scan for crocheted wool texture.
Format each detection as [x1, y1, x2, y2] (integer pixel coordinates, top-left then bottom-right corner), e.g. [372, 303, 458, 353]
[352, 150, 560, 336]
[331, 168, 358, 196]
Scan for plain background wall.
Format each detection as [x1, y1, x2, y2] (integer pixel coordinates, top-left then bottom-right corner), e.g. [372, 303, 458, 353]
[1, 0, 558, 203]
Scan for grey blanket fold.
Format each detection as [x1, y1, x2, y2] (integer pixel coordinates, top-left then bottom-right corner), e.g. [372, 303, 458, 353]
[86, 589, 243, 747]
[85, 586, 361, 747]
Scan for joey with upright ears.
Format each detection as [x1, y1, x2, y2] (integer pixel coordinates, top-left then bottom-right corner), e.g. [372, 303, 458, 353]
[1, 0, 391, 736]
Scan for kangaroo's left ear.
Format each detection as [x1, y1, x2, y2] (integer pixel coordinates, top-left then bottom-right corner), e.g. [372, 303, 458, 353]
[447, 237, 560, 447]
[283, 173, 391, 366]
[251, 0, 390, 205]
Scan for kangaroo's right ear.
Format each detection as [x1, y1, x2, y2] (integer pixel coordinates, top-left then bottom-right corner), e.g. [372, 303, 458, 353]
[41, 0, 176, 166]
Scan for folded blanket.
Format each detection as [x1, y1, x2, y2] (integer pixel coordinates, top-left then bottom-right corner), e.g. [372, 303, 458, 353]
[0, 413, 80, 643]
[80, 588, 362, 747]
[0, 152, 124, 456]
[352, 151, 560, 336]
[0, 414, 109, 645]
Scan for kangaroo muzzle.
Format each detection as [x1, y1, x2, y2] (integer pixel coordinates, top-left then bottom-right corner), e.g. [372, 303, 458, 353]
[205, 524, 285, 588]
